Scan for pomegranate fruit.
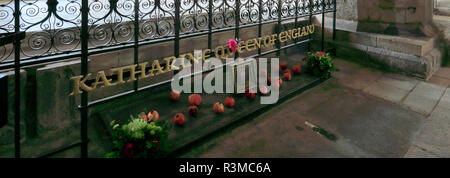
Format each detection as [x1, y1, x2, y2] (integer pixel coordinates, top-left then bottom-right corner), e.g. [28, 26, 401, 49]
[188, 94, 202, 106]
[174, 113, 185, 126]
[170, 90, 181, 101]
[292, 64, 302, 74]
[280, 61, 288, 70]
[283, 72, 292, 81]
[188, 105, 199, 117]
[245, 88, 256, 99]
[148, 110, 159, 122]
[213, 102, 225, 114]
[224, 96, 235, 108]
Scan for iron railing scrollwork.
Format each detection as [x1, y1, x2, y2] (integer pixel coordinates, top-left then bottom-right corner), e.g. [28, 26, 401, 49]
[1, 0, 337, 158]
[0, 0, 335, 68]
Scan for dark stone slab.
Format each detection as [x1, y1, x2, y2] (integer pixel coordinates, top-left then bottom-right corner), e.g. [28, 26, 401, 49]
[179, 79, 426, 158]
[95, 54, 325, 155]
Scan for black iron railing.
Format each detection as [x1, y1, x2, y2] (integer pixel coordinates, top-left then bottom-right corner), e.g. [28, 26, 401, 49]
[0, 0, 336, 158]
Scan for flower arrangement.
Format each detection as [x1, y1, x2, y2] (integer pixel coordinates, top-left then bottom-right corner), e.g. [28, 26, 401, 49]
[227, 39, 238, 53]
[105, 111, 170, 158]
[304, 52, 336, 78]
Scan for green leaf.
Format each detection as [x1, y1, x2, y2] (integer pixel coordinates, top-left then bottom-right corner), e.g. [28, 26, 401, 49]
[146, 141, 153, 149]
[105, 151, 120, 158]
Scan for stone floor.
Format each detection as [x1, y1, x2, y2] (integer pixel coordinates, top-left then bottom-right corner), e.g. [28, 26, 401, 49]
[180, 58, 450, 158]
[429, 67, 450, 88]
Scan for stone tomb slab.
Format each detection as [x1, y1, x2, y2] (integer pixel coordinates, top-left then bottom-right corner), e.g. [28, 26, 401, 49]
[96, 56, 323, 155]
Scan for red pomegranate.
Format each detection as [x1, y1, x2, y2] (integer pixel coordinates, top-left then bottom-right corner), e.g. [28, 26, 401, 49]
[147, 110, 159, 122]
[283, 72, 292, 81]
[245, 88, 256, 99]
[224, 96, 235, 108]
[280, 61, 288, 70]
[138, 112, 149, 121]
[170, 90, 181, 101]
[284, 69, 291, 74]
[174, 113, 185, 126]
[188, 94, 202, 106]
[188, 105, 199, 117]
[292, 64, 302, 74]
[213, 102, 225, 114]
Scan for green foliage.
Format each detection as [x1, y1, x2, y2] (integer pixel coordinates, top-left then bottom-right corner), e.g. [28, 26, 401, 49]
[305, 52, 336, 78]
[106, 115, 170, 158]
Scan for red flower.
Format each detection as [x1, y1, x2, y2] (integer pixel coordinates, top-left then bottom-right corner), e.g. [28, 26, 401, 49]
[123, 143, 134, 158]
[317, 52, 326, 57]
[227, 39, 238, 53]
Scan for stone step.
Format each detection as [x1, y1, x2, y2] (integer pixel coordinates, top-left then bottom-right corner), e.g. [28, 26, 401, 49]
[316, 16, 442, 80]
[435, 0, 450, 16]
[320, 16, 436, 57]
[436, 7, 450, 16]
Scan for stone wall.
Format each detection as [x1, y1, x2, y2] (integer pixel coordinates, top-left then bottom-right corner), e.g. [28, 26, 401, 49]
[327, 0, 358, 21]
[357, 0, 434, 35]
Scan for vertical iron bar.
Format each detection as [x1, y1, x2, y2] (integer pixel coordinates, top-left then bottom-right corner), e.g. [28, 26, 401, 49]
[321, 0, 325, 51]
[133, 0, 139, 91]
[175, 0, 180, 60]
[208, 0, 213, 50]
[332, 0, 337, 56]
[332, 0, 336, 42]
[258, 0, 262, 56]
[294, 0, 299, 50]
[0, 74, 7, 129]
[235, 0, 240, 59]
[294, 0, 299, 29]
[308, 0, 313, 52]
[14, 0, 21, 158]
[80, 0, 89, 158]
[276, 0, 282, 57]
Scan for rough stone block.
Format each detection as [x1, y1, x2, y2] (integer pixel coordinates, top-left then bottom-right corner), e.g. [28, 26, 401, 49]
[367, 46, 424, 73]
[376, 35, 430, 57]
[336, 31, 377, 47]
[331, 0, 358, 21]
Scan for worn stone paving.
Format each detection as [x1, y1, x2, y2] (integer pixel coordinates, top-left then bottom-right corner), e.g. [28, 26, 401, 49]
[181, 59, 450, 158]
